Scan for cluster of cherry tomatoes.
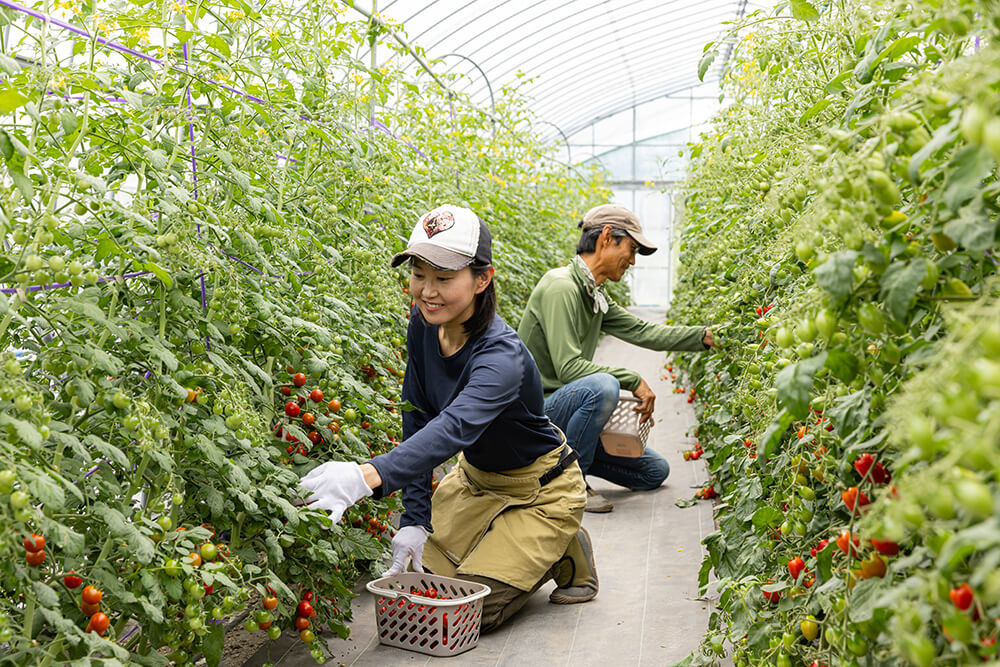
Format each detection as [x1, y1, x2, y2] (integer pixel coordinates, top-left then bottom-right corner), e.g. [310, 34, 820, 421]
[682, 442, 704, 461]
[71, 582, 109, 636]
[23, 532, 45, 567]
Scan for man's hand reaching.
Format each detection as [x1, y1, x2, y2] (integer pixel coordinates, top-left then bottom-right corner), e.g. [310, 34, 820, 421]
[632, 378, 656, 424]
[703, 327, 716, 348]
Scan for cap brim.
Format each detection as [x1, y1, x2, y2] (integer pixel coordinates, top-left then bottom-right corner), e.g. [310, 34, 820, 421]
[390, 243, 474, 271]
[625, 230, 657, 255]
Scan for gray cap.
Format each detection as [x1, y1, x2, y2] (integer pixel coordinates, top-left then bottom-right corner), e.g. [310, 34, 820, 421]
[580, 204, 657, 255]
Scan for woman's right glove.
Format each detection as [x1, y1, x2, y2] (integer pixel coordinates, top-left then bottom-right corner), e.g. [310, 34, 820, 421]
[383, 525, 431, 576]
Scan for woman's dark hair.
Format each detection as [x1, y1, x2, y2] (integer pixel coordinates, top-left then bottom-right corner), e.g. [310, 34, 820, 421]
[576, 226, 630, 254]
[462, 264, 497, 339]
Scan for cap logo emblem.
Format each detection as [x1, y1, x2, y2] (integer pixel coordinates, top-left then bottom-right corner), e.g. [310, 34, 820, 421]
[422, 211, 454, 238]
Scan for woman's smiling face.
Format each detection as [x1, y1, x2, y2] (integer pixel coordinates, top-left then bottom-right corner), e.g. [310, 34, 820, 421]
[409, 258, 481, 328]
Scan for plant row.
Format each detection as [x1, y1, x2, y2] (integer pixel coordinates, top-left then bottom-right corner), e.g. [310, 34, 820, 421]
[671, 1, 999, 665]
[0, 1, 606, 664]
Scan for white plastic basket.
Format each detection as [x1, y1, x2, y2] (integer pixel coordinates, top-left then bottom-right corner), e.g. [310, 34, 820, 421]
[599, 396, 652, 458]
[366, 572, 491, 657]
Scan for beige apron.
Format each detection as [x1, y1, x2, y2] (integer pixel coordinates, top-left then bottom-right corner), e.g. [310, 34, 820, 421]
[422, 442, 586, 591]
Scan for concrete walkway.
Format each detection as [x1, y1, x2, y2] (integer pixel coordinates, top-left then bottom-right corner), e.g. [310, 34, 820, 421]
[248, 308, 716, 667]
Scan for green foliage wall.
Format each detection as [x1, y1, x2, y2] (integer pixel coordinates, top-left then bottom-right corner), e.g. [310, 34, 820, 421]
[671, 0, 1000, 665]
[0, 1, 607, 663]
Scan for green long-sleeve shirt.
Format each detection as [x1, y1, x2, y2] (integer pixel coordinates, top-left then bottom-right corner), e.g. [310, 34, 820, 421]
[518, 261, 708, 393]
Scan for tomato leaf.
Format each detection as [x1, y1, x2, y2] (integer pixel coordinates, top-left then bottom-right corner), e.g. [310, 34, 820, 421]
[942, 146, 994, 211]
[943, 198, 997, 252]
[824, 349, 860, 384]
[86, 435, 131, 470]
[879, 259, 927, 321]
[751, 506, 783, 530]
[828, 389, 871, 439]
[907, 115, 959, 183]
[813, 251, 857, 302]
[202, 623, 225, 667]
[698, 49, 717, 82]
[0, 88, 29, 113]
[759, 409, 793, 462]
[775, 353, 827, 420]
[95, 503, 157, 564]
[144, 261, 173, 288]
[799, 98, 832, 124]
[0, 53, 21, 76]
[790, 0, 820, 21]
[32, 581, 60, 608]
[0, 413, 42, 451]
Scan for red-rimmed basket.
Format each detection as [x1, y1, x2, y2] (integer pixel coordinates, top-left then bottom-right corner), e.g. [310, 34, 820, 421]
[366, 572, 491, 657]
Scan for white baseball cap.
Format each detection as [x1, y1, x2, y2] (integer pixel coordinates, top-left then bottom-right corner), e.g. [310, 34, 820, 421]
[391, 205, 493, 271]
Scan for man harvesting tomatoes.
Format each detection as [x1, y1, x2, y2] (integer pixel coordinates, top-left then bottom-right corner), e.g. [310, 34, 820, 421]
[518, 204, 715, 512]
[299, 205, 596, 632]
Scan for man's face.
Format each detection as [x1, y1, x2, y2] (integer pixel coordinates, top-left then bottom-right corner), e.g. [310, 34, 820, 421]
[606, 233, 639, 282]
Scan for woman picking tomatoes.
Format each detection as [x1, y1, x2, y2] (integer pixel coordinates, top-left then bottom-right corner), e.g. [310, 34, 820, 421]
[300, 205, 596, 631]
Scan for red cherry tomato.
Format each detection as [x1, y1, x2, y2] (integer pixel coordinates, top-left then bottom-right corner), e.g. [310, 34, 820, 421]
[302, 590, 314, 602]
[297, 600, 314, 618]
[310, 389, 323, 402]
[23, 533, 45, 552]
[295, 616, 311, 630]
[263, 596, 278, 610]
[87, 612, 110, 635]
[787, 557, 806, 581]
[81, 585, 103, 605]
[285, 401, 301, 418]
[64, 574, 83, 589]
[25, 549, 46, 566]
[292, 373, 307, 387]
[950, 583, 974, 610]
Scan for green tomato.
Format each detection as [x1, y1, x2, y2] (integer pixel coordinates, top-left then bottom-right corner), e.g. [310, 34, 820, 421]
[25, 254, 43, 272]
[157, 515, 173, 531]
[112, 391, 130, 410]
[9, 490, 30, 510]
[0, 470, 15, 494]
[776, 327, 795, 349]
[48, 256, 66, 272]
[343, 408, 357, 422]
[953, 478, 993, 518]
[164, 559, 182, 577]
[14, 395, 32, 413]
[222, 595, 236, 612]
[225, 414, 243, 430]
[211, 606, 226, 620]
[267, 625, 282, 640]
[857, 304, 885, 335]
[200, 543, 218, 562]
[847, 634, 868, 657]
[188, 617, 203, 631]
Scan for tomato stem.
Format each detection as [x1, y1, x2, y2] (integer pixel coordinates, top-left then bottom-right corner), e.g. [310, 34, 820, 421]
[37, 634, 64, 667]
[21, 594, 36, 643]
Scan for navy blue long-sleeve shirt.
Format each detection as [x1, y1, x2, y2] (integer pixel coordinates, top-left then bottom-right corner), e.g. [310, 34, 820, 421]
[368, 309, 562, 530]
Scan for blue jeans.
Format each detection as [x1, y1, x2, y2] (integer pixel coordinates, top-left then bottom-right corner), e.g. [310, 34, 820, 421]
[543, 373, 669, 491]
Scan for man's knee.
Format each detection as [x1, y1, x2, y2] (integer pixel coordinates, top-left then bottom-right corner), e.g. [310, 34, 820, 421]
[633, 455, 670, 490]
[590, 373, 620, 420]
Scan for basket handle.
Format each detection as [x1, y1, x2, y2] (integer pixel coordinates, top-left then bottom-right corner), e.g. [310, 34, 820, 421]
[618, 396, 641, 405]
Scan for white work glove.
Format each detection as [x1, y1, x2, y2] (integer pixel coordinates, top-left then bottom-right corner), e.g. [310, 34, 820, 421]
[299, 461, 373, 522]
[383, 526, 431, 576]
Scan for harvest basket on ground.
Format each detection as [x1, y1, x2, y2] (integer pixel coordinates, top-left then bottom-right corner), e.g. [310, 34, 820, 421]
[366, 572, 492, 657]
[600, 395, 652, 457]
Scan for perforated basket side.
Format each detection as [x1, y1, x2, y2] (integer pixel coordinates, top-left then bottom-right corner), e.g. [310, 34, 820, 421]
[600, 397, 652, 445]
[367, 573, 491, 657]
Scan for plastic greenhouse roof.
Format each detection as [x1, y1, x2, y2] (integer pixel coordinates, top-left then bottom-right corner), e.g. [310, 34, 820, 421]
[365, 0, 779, 142]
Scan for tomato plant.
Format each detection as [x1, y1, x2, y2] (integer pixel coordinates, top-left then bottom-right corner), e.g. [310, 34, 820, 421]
[672, 2, 1000, 666]
[0, 0, 607, 663]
